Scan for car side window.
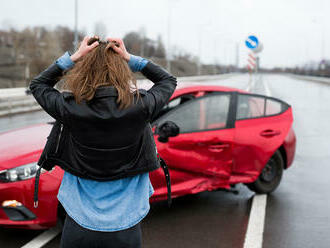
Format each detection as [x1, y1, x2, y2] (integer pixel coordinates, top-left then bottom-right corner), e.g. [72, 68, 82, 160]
[265, 99, 282, 116]
[236, 94, 287, 120]
[156, 94, 231, 133]
[237, 95, 265, 120]
[152, 94, 195, 122]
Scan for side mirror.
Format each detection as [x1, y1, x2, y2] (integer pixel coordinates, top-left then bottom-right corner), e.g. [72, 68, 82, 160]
[157, 121, 180, 143]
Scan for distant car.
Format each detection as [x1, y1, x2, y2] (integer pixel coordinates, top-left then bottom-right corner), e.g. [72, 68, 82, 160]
[0, 85, 296, 229]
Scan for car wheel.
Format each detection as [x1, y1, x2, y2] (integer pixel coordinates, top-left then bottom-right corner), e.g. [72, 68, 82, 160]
[246, 150, 284, 194]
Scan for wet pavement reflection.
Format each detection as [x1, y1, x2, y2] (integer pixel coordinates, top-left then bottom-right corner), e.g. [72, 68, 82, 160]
[262, 75, 330, 248]
[0, 74, 329, 248]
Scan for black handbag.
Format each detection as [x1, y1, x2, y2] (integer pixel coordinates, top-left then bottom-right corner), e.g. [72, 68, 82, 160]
[38, 121, 64, 171]
[34, 121, 172, 208]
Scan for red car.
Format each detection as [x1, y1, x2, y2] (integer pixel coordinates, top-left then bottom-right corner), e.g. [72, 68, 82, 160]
[0, 85, 296, 229]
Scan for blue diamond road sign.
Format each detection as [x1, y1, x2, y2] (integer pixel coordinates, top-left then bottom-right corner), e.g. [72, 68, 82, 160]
[245, 35, 259, 50]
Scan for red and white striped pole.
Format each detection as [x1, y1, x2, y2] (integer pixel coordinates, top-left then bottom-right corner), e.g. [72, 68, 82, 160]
[247, 52, 256, 73]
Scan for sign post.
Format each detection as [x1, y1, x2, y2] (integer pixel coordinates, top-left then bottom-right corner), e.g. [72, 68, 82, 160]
[245, 35, 263, 91]
[245, 35, 263, 73]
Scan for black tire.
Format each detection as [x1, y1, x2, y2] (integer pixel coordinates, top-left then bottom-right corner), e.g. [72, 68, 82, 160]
[246, 150, 284, 194]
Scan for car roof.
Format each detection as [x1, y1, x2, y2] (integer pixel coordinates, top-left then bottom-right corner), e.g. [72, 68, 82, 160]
[171, 84, 248, 99]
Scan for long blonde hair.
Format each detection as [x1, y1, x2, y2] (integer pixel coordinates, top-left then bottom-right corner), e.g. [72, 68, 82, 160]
[63, 37, 139, 109]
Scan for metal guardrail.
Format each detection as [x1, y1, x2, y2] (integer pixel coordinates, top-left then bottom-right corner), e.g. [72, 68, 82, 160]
[288, 74, 330, 85]
[0, 73, 237, 117]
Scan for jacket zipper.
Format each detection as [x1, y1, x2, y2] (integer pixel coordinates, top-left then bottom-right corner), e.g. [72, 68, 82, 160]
[55, 123, 63, 154]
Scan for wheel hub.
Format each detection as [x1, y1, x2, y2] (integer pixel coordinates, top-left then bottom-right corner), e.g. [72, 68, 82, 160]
[261, 158, 277, 182]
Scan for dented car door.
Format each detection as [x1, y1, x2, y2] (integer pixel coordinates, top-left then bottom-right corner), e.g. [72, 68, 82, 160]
[150, 92, 236, 200]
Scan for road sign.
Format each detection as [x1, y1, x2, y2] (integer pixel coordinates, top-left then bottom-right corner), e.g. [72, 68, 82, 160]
[245, 35, 259, 50]
[253, 43, 263, 54]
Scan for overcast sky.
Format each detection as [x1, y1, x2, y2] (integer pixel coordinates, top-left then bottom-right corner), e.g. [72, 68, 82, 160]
[1, 0, 329, 68]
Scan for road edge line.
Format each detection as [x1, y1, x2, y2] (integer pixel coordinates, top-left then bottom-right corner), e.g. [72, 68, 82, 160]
[243, 194, 267, 248]
[21, 224, 61, 248]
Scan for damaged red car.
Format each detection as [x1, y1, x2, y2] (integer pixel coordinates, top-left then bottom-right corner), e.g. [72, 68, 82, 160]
[0, 85, 296, 229]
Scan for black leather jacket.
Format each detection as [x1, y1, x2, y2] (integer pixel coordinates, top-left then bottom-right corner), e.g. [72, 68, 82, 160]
[29, 60, 177, 181]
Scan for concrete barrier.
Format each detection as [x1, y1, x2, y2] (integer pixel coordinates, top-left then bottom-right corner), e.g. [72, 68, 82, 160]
[0, 87, 27, 98]
[288, 74, 330, 85]
[0, 73, 237, 117]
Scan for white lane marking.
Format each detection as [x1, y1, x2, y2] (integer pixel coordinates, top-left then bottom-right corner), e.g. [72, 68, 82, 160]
[263, 78, 272, 97]
[245, 74, 254, 92]
[21, 224, 61, 248]
[245, 79, 251, 92]
[243, 194, 267, 248]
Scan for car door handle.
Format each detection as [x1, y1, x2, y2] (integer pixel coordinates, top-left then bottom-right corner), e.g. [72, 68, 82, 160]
[208, 144, 230, 152]
[260, 129, 281, 137]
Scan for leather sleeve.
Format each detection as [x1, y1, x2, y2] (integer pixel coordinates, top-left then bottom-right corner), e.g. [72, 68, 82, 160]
[140, 61, 177, 121]
[29, 63, 67, 122]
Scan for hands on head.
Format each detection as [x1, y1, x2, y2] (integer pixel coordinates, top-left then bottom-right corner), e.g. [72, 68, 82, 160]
[70, 36, 130, 63]
[70, 35, 99, 62]
[106, 38, 130, 62]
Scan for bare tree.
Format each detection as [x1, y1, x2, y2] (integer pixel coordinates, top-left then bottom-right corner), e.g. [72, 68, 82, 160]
[154, 35, 166, 58]
[55, 26, 84, 53]
[123, 32, 142, 55]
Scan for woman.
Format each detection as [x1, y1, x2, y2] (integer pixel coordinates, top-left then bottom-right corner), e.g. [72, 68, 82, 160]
[29, 35, 177, 247]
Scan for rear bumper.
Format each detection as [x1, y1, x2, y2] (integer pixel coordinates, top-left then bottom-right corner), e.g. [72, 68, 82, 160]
[0, 167, 63, 230]
[283, 127, 296, 168]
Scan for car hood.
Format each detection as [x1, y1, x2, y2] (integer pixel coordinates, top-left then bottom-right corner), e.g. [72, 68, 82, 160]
[0, 123, 52, 170]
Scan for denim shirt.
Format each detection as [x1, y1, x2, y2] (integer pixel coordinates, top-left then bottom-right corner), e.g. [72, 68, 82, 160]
[56, 52, 153, 232]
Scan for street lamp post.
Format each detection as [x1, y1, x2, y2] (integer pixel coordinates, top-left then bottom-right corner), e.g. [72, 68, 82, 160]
[166, 1, 172, 73]
[140, 29, 145, 57]
[213, 39, 217, 75]
[321, 0, 326, 62]
[197, 35, 201, 76]
[213, 32, 238, 72]
[73, 0, 78, 50]
[235, 42, 239, 71]
[197, 25, 213, 76]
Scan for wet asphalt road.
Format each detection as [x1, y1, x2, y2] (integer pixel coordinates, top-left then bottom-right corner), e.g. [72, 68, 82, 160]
[0, 74, 329, 248]
[262, 75, 330, 248]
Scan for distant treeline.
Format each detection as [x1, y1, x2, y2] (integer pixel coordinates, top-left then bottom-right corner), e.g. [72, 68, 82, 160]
[0, 25, 239, 88]
[286, 65, 330, 78]
[258, 64, 330, 78]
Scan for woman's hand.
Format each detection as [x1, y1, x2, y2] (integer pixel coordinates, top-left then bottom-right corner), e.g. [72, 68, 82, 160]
[107, 37, 130, 62]
[70, 36, 99, 62]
